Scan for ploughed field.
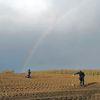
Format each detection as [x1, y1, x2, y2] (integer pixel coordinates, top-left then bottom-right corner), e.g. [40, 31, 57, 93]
[0, 73, 100, 100]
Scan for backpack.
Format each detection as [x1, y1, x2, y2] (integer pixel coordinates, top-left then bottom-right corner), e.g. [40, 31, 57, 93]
[83, 73, 85, 77]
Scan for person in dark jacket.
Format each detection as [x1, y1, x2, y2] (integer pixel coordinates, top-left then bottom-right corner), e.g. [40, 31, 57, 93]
[26, 69, 31, 78]
[73, 70, 85, 86]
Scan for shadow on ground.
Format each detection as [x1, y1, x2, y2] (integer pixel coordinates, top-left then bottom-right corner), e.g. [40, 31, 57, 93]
[85, 82, 97, 87]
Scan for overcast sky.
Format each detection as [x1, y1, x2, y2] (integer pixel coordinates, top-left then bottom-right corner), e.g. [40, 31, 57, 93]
[0, 0, 100, 73]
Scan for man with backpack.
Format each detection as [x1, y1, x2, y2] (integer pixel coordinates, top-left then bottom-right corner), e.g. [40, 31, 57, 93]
[73, 70, 85, 86]
[26, 69, 31, 78]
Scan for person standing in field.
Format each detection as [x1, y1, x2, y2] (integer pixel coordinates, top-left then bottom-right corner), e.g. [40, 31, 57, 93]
[26, 69, 31, 78]
[73, 70, 85, 86]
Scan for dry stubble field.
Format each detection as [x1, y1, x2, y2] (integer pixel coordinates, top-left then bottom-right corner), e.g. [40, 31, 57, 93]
[0, 73, 100, 100]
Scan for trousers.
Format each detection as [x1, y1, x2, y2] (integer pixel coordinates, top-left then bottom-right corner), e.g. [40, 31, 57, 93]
[79, 77, 84, 86]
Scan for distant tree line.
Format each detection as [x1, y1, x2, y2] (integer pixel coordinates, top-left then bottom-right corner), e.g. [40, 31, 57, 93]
[0, 69, 14, 73]
[1, 69, 100, 76]
[31, 69, 100, 76]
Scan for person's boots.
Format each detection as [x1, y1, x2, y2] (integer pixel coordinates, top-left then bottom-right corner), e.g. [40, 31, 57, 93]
[83, 81, 84, 86]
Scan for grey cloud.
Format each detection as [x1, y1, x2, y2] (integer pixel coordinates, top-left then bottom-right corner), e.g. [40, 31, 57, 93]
[0, 0, 100, 72]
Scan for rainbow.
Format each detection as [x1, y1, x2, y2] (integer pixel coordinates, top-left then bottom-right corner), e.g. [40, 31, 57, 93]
[21, 9, 71, 73]
[21, 26, 54, 73]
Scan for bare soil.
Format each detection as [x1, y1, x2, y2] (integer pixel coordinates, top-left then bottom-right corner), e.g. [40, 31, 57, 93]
[0, 73, 100, 100]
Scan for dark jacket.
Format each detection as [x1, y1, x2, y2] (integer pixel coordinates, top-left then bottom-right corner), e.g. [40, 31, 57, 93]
[74, 71, 85, 78]
[28, 70, 31, 76]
